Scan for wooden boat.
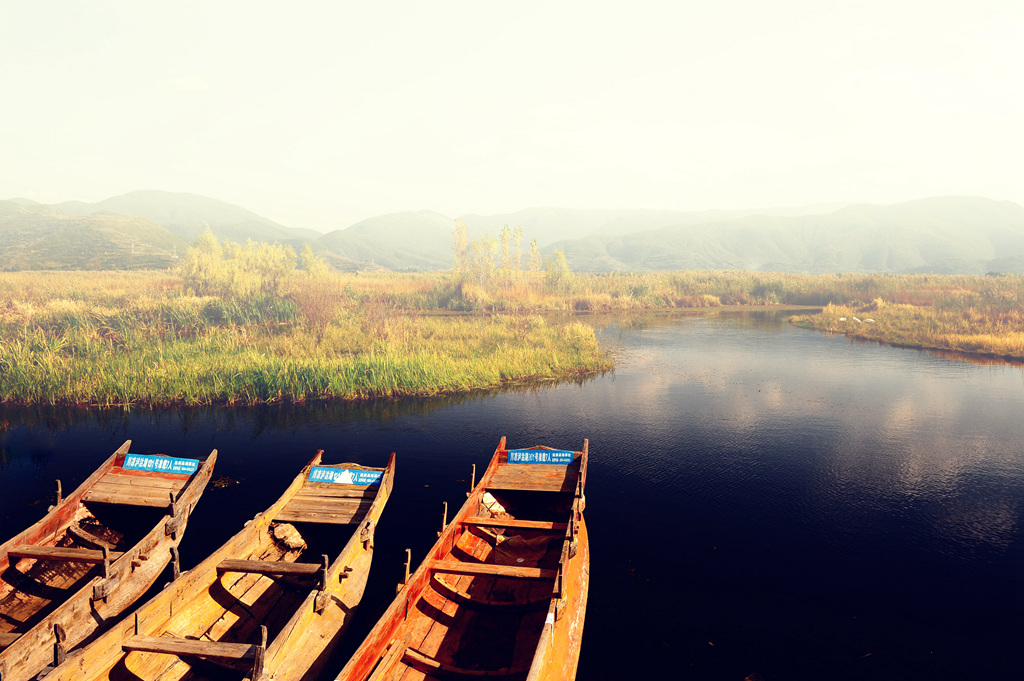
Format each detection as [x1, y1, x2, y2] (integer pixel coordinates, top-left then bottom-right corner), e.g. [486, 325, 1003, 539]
[0, 440, 216, 681]
[43, 449, 395, 681]
[337, 437, 589, 681]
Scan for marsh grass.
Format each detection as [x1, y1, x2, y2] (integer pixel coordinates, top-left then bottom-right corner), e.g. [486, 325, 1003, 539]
[3, 269, 1022, 407]
[791, 279, 1024, 360]
[0, 272, 611, 406]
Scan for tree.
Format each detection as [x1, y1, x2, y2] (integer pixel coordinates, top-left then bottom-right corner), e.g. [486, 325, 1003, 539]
[544, 248, 571, 292]
[180, 229, 228, 296]
[528, 238, 543, 274]
[299, 244, 329, 277]
[512, 226, 523, 278]
[179, 230, 296, 298]
[466, 236, 498, 284]
[499, 225, 513, 281]
[453, 220, 469, 279]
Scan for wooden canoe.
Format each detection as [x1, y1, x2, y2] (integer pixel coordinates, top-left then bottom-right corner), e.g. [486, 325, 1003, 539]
[43, 449, 395, 681]
[0, 439, 216, 681]
[337, 437, 589, 681]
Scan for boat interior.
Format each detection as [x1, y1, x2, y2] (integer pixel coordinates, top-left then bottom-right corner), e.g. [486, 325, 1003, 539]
[0, 460, 189, 652]
[113, 465, 385, 681]
[374, 452, 582, 681]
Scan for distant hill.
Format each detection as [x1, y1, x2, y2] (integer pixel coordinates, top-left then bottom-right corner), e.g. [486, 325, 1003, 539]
[460, 204, 851, 247]
[55, 190, 321, 244]
[4, 191, 1023, 275]
[0, 200, 188, 270]
[319, 210, 455, 271]
[546, 197, 1024, 274]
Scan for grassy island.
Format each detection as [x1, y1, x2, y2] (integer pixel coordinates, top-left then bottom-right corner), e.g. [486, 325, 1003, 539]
[789, 281, 1024, 360]
[0, 269, 611, 407]
[2, 257, 1022, 408]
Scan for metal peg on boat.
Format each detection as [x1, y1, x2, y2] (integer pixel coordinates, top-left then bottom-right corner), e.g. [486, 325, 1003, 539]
[396, 548, 412, 593]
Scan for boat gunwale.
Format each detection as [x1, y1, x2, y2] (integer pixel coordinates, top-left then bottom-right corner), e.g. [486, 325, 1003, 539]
[336, 437, 588, 681]
[41, 449, 394, 681]
[260, 451, 396, 679]
[0, 440, 218, 681]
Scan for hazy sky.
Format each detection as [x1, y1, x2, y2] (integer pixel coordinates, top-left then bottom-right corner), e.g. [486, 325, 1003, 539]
[2, 1, 1021, 232]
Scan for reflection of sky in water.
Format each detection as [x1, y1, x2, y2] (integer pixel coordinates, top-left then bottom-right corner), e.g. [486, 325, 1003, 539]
[3, 311, 1022, 679]
[605, 312, 1024, 562]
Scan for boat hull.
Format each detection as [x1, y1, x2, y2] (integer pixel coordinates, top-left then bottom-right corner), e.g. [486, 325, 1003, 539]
[0, 441, 215, 681]
[43, 451, 393, 681]
[337, 438, 588, 681]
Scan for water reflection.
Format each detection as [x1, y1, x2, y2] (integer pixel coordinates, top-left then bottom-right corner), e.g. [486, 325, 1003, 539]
[1, 310, 1022, 680]
[0, 377, 605, 441]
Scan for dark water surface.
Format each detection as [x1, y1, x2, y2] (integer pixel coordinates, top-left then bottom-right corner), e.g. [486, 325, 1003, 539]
[2, 311, 1022, 680]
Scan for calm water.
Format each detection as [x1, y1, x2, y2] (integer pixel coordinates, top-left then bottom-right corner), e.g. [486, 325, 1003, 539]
[2, 311, 1023, 680]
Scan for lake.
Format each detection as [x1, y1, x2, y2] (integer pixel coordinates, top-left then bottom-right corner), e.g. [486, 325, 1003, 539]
[2, 310, 1022, 680]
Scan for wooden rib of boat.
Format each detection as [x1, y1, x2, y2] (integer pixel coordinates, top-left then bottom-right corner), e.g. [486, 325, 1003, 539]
[0, 440, 216, 681]
[337, 437, 588, 681]
[43, 449, 395, 681]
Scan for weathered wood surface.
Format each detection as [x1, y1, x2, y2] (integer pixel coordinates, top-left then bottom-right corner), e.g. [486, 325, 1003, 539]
[0, 441, 217, 681]
[336, 438, 589, 681]
[432, 560, 557, 581]
[6, 546, 126, 564]
[275, 496, 373, 525]
[82, 464, 191, 507]
[122, 635, 256, 660]
[431, 575, 549, 612]
[216, 559, 323, 576]
[485, 465, 577, 494]
[462, 518, 568, 532]
[41, 450, 395, 681]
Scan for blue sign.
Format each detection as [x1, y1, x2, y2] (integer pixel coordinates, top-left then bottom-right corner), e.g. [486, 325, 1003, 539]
[507, 449, 574, 465]
[309, 467, 383, 485]
[122, 454, 199, 475]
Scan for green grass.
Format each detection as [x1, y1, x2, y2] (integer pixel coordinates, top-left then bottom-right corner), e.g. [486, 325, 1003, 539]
[0, 272, 611, 406]
[2, 269, 1022, 407]
[791, 296, 1024, 360]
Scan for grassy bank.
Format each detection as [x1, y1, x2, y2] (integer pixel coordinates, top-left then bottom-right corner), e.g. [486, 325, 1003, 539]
[791, 295, 1024, 361]
[2, 268, 1021, 407]
[306, 270, 1024, 312]
[0, 272, 610, 406]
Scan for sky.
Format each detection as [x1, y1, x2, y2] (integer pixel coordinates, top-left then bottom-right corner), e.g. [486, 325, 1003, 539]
[1, 0, 1021, 232]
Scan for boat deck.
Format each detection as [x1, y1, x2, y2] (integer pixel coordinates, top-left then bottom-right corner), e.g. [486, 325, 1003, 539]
[275, 482, 376, 525]
[82, 460, 194, 508]
[373, 511, 564, 680]
[486, 463, 579, 493]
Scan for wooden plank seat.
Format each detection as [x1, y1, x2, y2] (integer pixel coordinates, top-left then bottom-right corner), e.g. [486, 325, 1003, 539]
[216, 559, 321, 576]
[0, 632, 21, 649]
[67, 522, 117, 550]
[486, 465, 577, 493]
[463, 517, 568, 532]
[431, 560, 557, 581]
[83, 473, 184, 507]
[295, 485, 378, 499]
[402, 646, 528, 678]
[122, 635, 255, 661]
[430, 574, 549, 611]
[7, 545, 125, 564]
[274, 496, 373, 525]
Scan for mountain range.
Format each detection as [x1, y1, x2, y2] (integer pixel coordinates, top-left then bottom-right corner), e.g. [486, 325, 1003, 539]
[3, 191, 1024, 275]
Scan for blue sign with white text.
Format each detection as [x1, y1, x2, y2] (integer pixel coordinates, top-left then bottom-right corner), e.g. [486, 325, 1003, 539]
[507, 449, 574, 465]
[309, 467, 383, 485]
[122, 454, 199, 475]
